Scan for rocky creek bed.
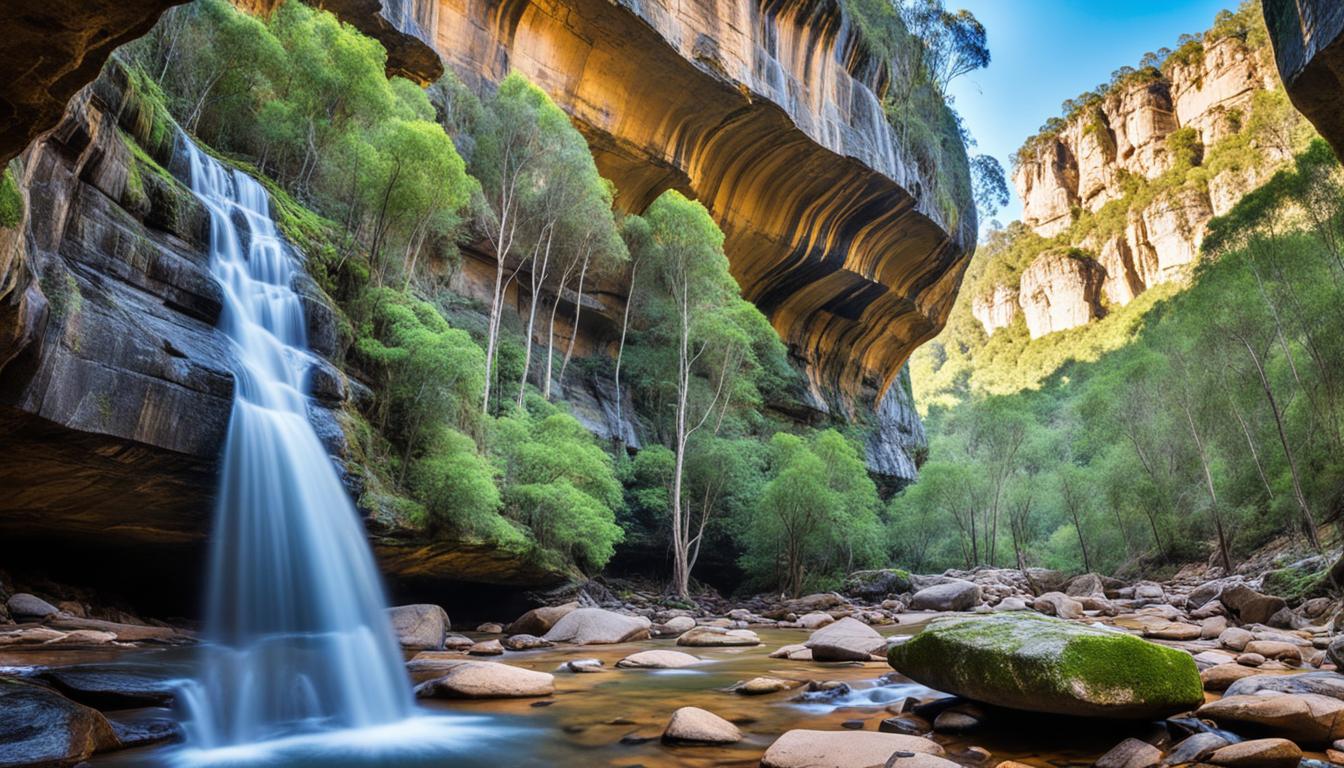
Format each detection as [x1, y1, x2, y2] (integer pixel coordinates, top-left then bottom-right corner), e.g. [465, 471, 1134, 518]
[2, 566, 1343, 767]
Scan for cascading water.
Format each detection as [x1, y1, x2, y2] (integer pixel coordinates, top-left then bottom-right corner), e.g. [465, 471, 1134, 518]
[178, 135, 412, 748]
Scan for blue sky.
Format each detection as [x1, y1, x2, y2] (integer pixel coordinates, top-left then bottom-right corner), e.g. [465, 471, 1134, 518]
[946, 0, 1237, 227]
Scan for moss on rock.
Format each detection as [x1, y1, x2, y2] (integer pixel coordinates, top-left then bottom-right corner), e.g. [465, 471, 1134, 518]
[0, 166, 23, 229]
[887, 613, 1203, 718]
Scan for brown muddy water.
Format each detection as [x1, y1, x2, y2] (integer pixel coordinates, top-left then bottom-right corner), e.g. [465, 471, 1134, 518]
[1, 623, 1227, 768]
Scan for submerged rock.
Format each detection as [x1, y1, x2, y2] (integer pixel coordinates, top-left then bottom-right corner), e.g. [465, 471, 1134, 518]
[677, 626, 760, 647]
[0, 677, 119, 767]
[542, 608, 651, 645]
[616, 650, 700, 669]
[661, 706, 741, 744]
[413, 661, 555, 699]
[887, 614, 1203, 718]
[760, 729, 947, 768]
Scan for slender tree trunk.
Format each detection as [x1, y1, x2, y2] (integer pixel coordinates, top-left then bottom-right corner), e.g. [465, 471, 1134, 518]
[518, 228, 555, 407]
[612, 260, 638, 450]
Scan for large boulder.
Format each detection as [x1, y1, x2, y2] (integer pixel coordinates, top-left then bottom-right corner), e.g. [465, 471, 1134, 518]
[843, 569, 913, 600]
[6, 594, 59, 622]
[387, 604, 450, 650]
[0, 677, 120, 767]
[1198, 693, 1344, 746]
[1220, 585, 1287, 626]
[887, 614, 1203, 718]
[760, 729, 948, 768]
[804, 617, 887, 661]
[506, 602, 578, 636]
[909, 580, 980, 612]
[661, 706, 741, 744]
[542, 608, 651, 645]
[412, 661, 555, 699]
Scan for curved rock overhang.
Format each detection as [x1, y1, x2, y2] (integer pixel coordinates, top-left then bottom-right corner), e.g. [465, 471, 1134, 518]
[431, 0, 975, 411]
[1263, 0, 1344, 159]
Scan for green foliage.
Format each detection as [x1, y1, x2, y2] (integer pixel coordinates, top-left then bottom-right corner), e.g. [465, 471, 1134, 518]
[902, 138, 1344, 576]
[491, 397, 624, 572]
[0, 166, 22, 229]
[737, 430, 882, 596]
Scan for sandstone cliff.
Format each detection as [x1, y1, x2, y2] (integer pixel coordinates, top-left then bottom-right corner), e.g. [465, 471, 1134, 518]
[0, 63, 570, 589]
[973, 12, 1290, 340]
[1263, 0, 1344, 158]
[0, 0, 970, 485]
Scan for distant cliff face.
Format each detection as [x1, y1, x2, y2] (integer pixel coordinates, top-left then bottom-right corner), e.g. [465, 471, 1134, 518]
[976, 22, 1287, 340]
[1262, 0, 1344, 158]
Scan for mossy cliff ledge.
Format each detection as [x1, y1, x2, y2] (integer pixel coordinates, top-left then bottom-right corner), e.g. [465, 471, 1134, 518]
[887, 614, 1204, 719]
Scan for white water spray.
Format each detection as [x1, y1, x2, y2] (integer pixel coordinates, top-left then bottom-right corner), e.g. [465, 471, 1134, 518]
[178, 136, 412, 747]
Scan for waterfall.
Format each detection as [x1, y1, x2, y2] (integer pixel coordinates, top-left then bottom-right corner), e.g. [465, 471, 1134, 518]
[179, 136, 412, 748]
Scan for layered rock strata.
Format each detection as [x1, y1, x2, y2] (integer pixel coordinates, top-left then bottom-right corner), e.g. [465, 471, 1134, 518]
[1013, 37, 1278, 307]
[0, 64, 568, 588]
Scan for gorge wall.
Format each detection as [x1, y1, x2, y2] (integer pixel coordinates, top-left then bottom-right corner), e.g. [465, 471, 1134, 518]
[1262, 0, 1344, 158]
[982, 26, 1283, 339]
[0, 0, 968, 593]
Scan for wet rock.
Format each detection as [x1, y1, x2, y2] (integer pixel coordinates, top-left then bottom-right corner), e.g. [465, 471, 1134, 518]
[909, 581, 980, 612]
[108, 713, 181, 749]
[799, 612, 836, 630]
[6, 594, 59, 621]
[677, 626, 760, 647]
[1163, 732, 1230, 765]
[844, 569, 913, 600]
[1033, 592, 1084, 620]
[36, 665, 176, 709]
[443, 634, 474, 651]
[0, 677, 119, 767]
[994, 597, 1029, 612]
[543, 608, 651, 645]
[1141, 620, 1202, 641]
[1328, 636, 1344, 669]
[1237, 653, 1266, 667]
[1221, 585, 1287, 626]
[784, 593, 849, 615]
[759, 729, 945, 768]
[506, 602, 578, 636]
[501, 634, 553, 651]
[1202, 616, 1229, 639]
[476, 623, 504, 634]
[805, 616, 886, 662]
[660, 706, 741, 744]
[840, 719, 865, 730]
[769, 643, 813, 661]
[1095, 738, 1162, 768]
[1198, 693, 1344, 745]
[735, 677, 799, 695]
[1208, 738, 1302, 768]
[47, 616, 187, 644]
[879, 714, 931, 735]
[1221, 627, 1254, 651]
[562, 658, 604, 674]
[387, 604, 450, 650]
[413, 661, 554, 699]
[616, 650, 700, 669]
[44, 629, 118, 646]
[468, 639, 504, 656]
[888, 614, 1203, 718]
[932, 704, 983, 734]
[1202, 663, 1270, 691]
[1224, 671, 1344, 700]
[1243, 641, 1302, 663]
[660, 616, 697, 634]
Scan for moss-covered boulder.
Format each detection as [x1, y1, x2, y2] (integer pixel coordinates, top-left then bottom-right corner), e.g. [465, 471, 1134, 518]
[887, 614, 1203, 718]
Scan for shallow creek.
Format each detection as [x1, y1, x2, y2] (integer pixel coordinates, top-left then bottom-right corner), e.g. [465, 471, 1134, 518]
[2, 624, 1248, 767]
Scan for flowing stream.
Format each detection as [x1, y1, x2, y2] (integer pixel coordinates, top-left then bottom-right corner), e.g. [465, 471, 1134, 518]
[178, 137, 411, 747]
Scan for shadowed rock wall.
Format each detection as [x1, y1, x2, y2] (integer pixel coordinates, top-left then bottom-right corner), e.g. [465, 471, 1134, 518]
[1263, 0, 1344, 158]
